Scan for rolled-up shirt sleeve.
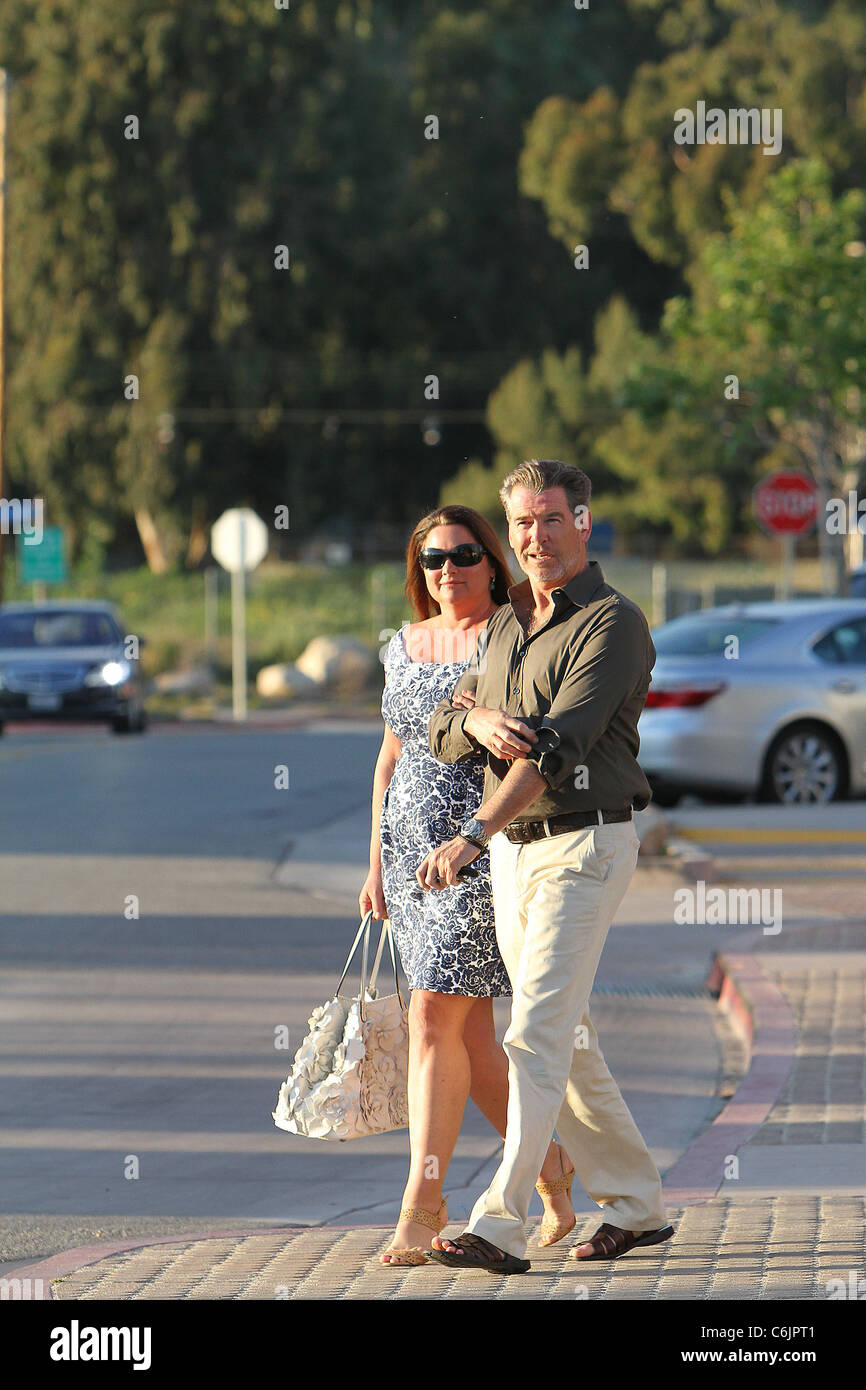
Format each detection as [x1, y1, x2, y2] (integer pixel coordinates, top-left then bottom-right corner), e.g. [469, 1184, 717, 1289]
[428, 666, 482, 764]
[523, 605, 648, 790]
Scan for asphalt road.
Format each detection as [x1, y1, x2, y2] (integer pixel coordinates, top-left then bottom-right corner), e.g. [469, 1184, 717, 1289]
[0, 721, 736, 1269]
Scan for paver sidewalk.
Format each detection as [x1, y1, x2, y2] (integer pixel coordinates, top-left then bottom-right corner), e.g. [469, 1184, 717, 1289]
[16, 909, 865, 1301]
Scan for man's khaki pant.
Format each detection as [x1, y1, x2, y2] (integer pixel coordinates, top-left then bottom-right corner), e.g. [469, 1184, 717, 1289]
[466, 818, 666, 1259]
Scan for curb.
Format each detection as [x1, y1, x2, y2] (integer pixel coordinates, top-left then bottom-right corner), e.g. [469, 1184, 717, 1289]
[161, 708, 382, 732]
[663, 835, 717, 883]
[661, 951, 796, 1207]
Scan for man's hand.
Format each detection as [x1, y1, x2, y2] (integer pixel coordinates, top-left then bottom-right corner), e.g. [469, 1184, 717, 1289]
[416, 836, 481, 892]
[463, 705, 538, 761]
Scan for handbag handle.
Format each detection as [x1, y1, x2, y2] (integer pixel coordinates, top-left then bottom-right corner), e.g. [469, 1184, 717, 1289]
[335, 910, 373, 999]
[335, 911, 406, 1016]
[368, 917, 406, 1011]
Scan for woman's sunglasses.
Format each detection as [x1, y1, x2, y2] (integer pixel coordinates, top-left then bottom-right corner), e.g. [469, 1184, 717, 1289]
[419, 543, 487, 570]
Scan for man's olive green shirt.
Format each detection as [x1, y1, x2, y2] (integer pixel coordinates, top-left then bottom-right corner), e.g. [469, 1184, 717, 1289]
[428, 561, 654, 821]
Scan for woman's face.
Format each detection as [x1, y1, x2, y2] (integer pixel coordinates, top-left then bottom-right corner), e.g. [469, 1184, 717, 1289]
[421, 523, 496, 611]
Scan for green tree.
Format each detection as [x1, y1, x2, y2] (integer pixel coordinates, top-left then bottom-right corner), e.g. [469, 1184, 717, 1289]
[482, 0, 866, 554]
[451, 294, 752, 552]
[624, 158, 866, 568]
[2, 0, 666, 569]
[518, 0, 865, 270]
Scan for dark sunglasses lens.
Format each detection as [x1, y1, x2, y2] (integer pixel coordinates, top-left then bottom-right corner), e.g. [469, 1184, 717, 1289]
[452, 545, 485, 567]
[419, 544, 485, 569]
[419, 550, 446, 569]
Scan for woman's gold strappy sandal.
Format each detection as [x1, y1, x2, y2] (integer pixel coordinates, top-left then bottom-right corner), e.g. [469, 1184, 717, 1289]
[535, 1144, 576, 1246]
[378, 1197, 448, 1266]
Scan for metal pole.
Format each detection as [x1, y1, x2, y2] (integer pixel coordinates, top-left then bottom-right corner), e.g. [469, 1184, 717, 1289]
[780, 534, 795, 601]
[0, 71, 9, 602]
[231, 517, 247, 721]
[371, 564, 386, 641]
[816, 482, 836, 594]
[651, 562, 667, 627]
[204, 564, 218, 671]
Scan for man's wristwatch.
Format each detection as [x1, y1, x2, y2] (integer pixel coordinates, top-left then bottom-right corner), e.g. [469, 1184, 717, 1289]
[458, 817, 491, 851]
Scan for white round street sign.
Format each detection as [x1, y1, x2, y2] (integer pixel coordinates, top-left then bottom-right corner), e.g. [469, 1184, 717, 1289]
[211, 508, 269, 573]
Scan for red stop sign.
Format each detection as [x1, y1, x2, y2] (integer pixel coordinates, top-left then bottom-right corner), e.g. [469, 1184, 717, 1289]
[753, 470, 820, 535]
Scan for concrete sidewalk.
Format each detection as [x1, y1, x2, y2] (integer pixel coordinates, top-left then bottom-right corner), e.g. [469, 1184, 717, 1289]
[12, 903, 865, 1300]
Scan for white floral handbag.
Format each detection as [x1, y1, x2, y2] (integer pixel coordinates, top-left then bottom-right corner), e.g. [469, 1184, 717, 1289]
[272, 911, 409, 1141]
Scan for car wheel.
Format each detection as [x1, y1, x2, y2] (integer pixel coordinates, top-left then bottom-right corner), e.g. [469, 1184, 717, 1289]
[761, 723, 847, 804]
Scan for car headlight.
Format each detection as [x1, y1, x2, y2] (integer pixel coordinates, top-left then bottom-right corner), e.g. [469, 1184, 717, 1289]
[84, 660, 132, 688]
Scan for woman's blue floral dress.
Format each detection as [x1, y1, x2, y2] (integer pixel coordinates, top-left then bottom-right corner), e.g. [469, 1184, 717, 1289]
[379, 628, 511, 997]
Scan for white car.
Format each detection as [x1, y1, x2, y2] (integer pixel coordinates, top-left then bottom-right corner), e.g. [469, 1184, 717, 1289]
[638, 601, 866, 805]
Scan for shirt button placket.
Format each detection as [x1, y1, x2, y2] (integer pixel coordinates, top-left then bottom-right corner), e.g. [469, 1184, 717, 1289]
[513, 642, 527, 707]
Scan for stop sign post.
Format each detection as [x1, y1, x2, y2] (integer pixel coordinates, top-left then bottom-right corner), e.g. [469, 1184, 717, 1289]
[752, 471, 820, 600]
[211, 508, 269, 721]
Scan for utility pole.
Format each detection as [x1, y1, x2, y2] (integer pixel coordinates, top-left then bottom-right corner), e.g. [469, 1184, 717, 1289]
[0, 70, 8, 603]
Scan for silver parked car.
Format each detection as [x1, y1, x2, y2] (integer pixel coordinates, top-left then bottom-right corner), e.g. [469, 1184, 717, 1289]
[0, 600, 147, 735]
[639, 601, 866, 805]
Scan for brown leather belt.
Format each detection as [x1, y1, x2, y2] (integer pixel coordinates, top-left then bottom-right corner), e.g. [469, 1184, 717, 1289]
[503, 807, 633, 843]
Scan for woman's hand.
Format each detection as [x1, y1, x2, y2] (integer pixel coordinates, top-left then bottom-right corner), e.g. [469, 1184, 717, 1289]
[359, 865, 388, 920]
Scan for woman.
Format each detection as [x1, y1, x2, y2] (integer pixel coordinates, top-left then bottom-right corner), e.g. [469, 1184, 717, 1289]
[359, 504, 575, 1266]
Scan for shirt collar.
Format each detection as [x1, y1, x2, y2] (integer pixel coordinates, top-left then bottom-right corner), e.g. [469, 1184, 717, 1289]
[507, 560, 605, 612]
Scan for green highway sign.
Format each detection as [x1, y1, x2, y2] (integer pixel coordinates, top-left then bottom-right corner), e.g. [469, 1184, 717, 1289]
[18, 526, 67, 584]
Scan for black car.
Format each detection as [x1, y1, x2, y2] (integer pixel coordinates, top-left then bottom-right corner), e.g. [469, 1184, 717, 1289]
[0, 601, 147, 734]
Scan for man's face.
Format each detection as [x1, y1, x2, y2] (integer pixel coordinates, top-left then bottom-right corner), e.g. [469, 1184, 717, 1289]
[506, 485, 591, 587]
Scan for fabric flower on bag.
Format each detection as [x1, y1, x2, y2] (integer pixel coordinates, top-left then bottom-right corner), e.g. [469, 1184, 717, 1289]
[358, 1075, 391, 1131]
[374, 1022, 405, 1055]
[373, 1051, 398, 1090]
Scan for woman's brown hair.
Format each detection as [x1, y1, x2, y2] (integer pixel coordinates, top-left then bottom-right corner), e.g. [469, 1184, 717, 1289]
[404, 504, 514, 620]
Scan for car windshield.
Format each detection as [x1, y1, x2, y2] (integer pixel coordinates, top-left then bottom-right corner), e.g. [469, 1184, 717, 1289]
[0, 610, 120, 648]
[652, 614, 780, 656]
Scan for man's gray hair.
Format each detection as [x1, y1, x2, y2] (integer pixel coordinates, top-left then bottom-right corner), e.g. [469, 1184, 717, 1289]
[499, 459, 591, 519]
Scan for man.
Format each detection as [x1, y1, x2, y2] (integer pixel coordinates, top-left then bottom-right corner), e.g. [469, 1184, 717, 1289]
[417, 458, 672, 1274]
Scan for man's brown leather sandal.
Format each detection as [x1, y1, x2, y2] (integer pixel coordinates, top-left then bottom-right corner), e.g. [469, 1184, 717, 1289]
[570, 1221, 675, 1260]
[428, 1231, 531, 1275]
